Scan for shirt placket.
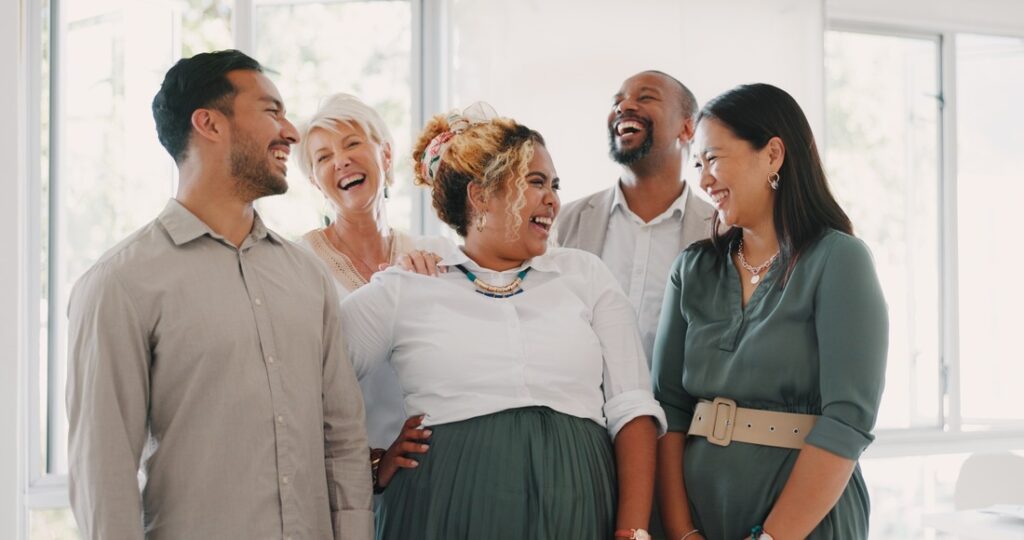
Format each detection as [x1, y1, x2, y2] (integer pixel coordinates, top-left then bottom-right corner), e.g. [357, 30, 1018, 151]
[628, 225, 652, 312]
[238, 244, 297, 539]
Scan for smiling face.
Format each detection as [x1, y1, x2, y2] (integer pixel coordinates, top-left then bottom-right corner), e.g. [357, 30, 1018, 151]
[473, 143, 560, 263]
[693, 117, 782, 229]
[307, 122, 391, 216]
[223, 70, 299, 200]
[608, 72, 690, 166]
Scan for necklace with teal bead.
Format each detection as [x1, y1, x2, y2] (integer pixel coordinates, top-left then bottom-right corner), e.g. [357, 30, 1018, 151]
[455, 264, 530, 298]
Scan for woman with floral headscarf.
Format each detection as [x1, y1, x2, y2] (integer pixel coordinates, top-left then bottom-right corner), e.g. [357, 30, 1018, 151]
[340, 105, 665, 540]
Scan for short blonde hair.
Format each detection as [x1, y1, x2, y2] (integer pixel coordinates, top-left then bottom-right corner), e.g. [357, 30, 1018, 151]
[295, 93, 395, 185]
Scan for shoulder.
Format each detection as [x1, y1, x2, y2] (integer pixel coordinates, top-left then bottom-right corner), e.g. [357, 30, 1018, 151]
[542, 246, 604, 269]
[684, 187, 716, 221]
[560, 187, 615, 219]
[70, 220, 168, 307]
[808, 229, 875, 266]
[405, 232, 457, 254]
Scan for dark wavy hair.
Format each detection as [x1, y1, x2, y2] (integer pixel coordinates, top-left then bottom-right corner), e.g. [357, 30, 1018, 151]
[152, 49, 263, 163]
[695, 83, 852, 283]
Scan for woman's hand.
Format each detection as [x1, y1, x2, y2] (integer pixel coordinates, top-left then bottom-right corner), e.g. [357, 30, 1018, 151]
[377, 415, 432, 489]
[389, 250, 444, 276]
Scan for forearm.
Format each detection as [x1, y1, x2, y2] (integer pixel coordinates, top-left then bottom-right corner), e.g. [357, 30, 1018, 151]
[656, 432, 699, 539]
[762, 445, 856, 538]
[614, 416, 658, 531]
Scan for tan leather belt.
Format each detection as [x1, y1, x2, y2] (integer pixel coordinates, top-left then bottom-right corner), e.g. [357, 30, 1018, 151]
[687, 398, 818, 449]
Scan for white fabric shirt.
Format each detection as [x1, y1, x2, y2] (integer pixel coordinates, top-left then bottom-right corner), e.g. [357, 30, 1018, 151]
[339, 245, 667, 439]
[601, 183, 690, 365]
[300, 230, 452, 450]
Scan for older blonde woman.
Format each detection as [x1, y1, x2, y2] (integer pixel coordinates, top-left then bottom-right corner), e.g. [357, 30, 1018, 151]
[340, 106, 664, 540]
[296, 93, 448, 453]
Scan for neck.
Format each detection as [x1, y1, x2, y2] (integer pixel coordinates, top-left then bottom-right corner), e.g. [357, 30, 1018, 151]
[461, 234, 526, 272]
[618, 165, 686, 223]
[739, 220, 779, 262]
[176, 161, 255, 248]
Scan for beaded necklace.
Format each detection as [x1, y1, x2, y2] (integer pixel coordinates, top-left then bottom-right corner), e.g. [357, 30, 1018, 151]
[454, 264, 530, 298]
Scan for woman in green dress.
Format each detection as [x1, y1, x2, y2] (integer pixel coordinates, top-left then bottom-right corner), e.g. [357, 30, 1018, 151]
[652, 84, 888, 540]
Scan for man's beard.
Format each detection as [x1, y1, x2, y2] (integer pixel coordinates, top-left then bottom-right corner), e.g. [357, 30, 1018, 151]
[608, 124, 654, 166]
[230, 131, 288, 200]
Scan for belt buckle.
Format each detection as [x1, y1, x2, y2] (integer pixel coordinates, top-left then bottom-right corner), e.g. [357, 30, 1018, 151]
[707, 397, 738, 447]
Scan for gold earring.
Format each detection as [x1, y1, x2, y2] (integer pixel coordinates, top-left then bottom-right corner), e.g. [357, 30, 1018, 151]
[475, 213, 487, 233]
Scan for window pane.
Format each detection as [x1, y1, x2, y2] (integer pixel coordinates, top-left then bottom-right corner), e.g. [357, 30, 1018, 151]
[824, 31, 942, 429]
[956, 34, 1024, 424]
[252, 0, 414, 239]
[861, 453, 964, 539]
[43, 0, 232, 476]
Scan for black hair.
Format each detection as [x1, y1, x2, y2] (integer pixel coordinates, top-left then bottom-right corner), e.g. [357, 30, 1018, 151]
[695, 83, 852, 283]
[151, 49, 263, 163]
[643, 70, 698, 119]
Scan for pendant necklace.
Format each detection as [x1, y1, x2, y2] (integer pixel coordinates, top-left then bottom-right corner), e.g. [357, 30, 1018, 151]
[455, 264, 530, 298]
[737, 239, 779, 285]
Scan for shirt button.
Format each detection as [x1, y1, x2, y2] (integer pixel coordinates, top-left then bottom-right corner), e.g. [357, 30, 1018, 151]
[267, 355, 275, 364]
[254, 298, 263, 306]
[282, 476, 289, 485]
[277, 415, 284, 424]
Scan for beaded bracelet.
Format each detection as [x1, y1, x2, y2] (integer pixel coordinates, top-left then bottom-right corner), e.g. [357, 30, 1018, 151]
[681, 529, 701, 540]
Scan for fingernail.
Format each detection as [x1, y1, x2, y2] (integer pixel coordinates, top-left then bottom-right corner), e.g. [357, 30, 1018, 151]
[423, 430, 432, 436]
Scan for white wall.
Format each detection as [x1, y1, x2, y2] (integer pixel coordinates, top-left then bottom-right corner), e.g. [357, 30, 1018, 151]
[1, 0, 27, 537]
[445, 0, 825, 204]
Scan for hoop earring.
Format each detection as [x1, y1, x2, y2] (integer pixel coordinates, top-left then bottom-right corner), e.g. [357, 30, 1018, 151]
[475, 213, 487, 233]
[768, 171, 781, 191]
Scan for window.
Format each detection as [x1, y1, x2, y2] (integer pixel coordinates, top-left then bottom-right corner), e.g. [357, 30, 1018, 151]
[825, 25, 1024, 538]
[954, 34, 1024, 425]
[824, 30, 942, 430]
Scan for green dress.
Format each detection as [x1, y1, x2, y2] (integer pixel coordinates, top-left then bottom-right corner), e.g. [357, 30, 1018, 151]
[652, 230, 888, 540]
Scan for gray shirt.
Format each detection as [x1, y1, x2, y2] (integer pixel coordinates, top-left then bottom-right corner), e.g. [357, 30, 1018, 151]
[66, 199, 373, 540]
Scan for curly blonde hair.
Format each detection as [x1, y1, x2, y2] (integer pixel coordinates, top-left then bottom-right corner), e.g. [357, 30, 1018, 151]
[412, 115, 545, 238]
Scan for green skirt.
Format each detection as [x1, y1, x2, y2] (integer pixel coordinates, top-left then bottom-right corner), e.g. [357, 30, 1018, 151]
[375, 406, 617, 540]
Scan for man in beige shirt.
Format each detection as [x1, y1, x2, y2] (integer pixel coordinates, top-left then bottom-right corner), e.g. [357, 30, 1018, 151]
[65, 50, 373, 539]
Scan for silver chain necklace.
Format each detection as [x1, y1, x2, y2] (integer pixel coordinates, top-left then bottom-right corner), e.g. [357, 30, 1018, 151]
[737, 238, 779, 285]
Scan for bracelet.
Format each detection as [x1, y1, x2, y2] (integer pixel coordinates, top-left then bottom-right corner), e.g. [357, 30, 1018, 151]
[369, 447, 386, 494]
[681, 529, 701, 539]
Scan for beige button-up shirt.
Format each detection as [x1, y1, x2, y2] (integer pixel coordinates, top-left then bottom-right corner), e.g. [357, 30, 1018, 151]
[66, 199, 373, 539]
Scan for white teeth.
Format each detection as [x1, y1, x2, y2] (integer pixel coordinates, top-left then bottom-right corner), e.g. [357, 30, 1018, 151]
[340, 174, 366, 189]
[616, 120, 644, 135]
[710, 190, 728, 204]
[272, 150, 288, 160]
[531, 216, 553, 227]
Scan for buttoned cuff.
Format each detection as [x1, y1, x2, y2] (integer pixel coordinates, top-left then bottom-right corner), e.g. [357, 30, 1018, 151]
[804, 415, 875, 460]
[604, 389, 668, 439]
[333, 509, 374, 540]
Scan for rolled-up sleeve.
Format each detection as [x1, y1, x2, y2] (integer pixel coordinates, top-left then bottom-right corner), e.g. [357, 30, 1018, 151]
[651, 254, 698, 433]
[320, 270, 374, 539]
[804, 236, 888, 460]
[588, 255, 668, 439]
[66, 265, 149, 540]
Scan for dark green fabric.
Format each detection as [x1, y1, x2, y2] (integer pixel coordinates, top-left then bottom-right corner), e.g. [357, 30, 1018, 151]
[651, 230, 888, 540]
[375, 407, 617, 540]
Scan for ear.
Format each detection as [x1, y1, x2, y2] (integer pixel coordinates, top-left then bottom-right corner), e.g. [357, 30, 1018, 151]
[766, 136, 786, 171]
[678, 116, 696, 145]
[191, 108, 228, 144]
[381, 141, 393, 172]
[466, 182, 487, 214]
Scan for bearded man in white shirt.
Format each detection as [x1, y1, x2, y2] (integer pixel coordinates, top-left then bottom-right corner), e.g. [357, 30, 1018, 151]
[555, 71, 715, 367]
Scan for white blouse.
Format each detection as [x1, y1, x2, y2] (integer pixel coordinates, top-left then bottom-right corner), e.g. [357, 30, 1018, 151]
[339, 245, 667, 439]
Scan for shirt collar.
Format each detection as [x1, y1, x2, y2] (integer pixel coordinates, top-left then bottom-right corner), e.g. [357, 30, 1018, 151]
[609, 181, 690, 223]
[158, 198, 280, 247]
[436, 242, 562, 274]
